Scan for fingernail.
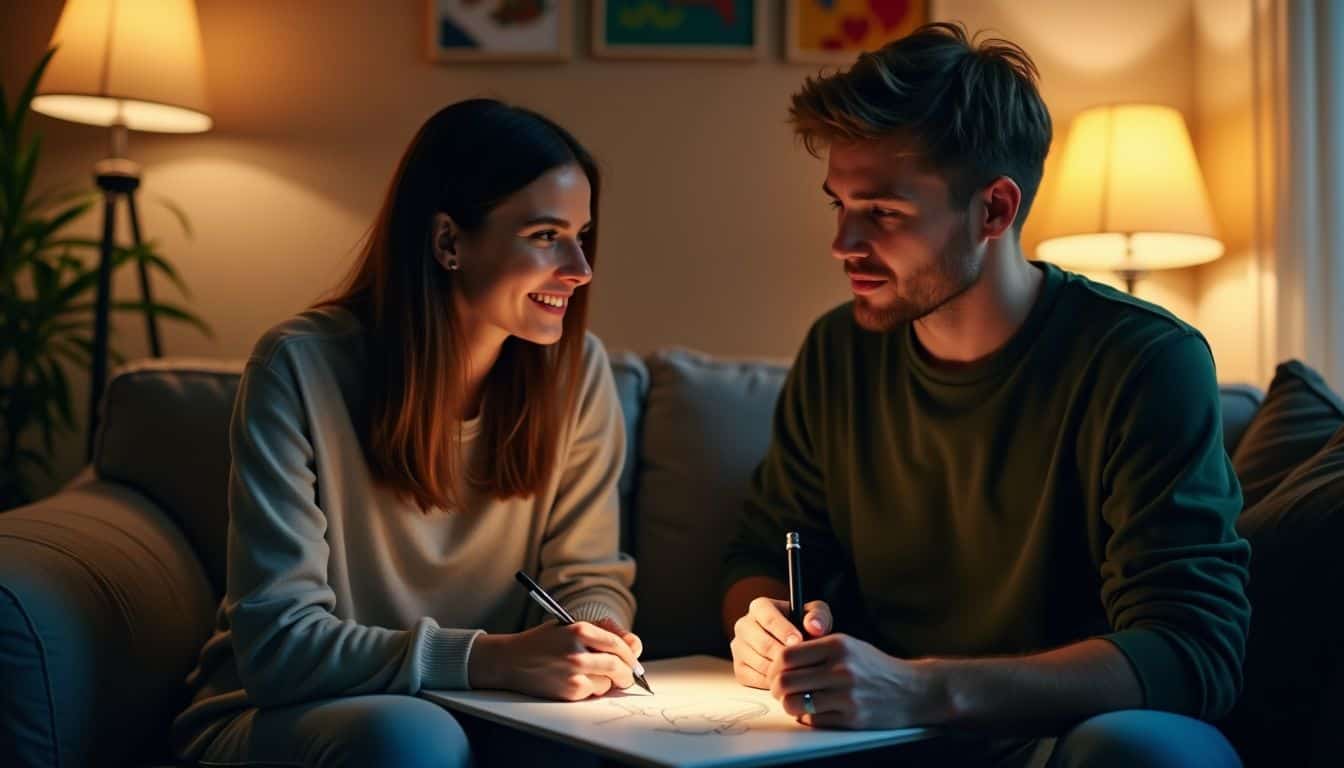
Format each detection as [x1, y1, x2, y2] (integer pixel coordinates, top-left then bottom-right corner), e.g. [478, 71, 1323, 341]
[786, 635, 801, 646]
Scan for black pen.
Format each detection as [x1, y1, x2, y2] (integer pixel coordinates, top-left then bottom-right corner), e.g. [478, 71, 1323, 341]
[786, 531, 804, 631]
[514, 570, 652, 694]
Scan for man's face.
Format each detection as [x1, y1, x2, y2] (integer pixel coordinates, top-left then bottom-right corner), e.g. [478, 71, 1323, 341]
[824, 139, 982, 332]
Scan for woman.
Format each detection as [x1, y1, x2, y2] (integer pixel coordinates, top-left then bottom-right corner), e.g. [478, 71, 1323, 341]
[172, 99, 642, 767]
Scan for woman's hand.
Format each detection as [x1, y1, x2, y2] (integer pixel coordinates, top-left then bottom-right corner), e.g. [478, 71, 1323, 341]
[469, 620, 642, 701]
[593, 616, 644, 659]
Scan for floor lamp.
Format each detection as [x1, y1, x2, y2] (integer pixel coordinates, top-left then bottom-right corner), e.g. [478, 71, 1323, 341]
[1034, 103, 1224, 295]
[30, 0, 211, 459]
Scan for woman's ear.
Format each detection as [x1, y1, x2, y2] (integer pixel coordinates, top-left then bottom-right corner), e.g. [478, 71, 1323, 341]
[432, 213, 460, 271]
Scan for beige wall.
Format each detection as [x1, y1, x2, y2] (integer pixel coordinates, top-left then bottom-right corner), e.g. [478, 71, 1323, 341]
[1192, 0, 1272, 387]
[942, 0, 1200, 320]
[5, 0, 1218, 496]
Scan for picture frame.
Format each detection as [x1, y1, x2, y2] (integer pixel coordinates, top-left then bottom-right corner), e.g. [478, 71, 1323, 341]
[426, 0, 572, 63]
[785, 0, 928, 64]
[592, 0, 766, 61]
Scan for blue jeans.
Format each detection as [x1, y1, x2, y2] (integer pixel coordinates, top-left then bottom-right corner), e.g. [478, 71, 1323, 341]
[786, 710, 1241, 767]
[197, 694, 601, 768]
[1046, 710, 1243, 768]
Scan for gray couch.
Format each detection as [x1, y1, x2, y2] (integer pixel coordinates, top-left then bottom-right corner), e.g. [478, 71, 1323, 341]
[0, 351, 1279, 767]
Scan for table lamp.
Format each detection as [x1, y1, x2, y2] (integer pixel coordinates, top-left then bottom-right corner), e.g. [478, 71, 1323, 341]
[1036, 103, 1223, 294]
[31, 0, 211, 458]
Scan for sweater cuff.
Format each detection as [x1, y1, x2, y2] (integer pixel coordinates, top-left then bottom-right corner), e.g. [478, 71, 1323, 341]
[1102, 627, 1198, 715]
[418, 625, 485, 691]
[567, 598, 632, 630]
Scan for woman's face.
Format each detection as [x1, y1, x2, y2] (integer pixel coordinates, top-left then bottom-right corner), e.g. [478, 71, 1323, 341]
[439, 163, 593, 347]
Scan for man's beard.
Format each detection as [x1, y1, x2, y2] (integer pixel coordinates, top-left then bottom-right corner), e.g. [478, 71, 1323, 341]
[852, 230, 981, 332]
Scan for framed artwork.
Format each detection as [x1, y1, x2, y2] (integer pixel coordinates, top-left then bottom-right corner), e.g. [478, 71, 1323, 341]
[426, 0, 572, 62]
[785, 0, 928, 64]
[592, 0, 765, 60]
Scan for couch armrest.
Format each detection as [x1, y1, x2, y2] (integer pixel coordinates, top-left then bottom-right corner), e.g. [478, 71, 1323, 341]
[0, 477, 216, 768]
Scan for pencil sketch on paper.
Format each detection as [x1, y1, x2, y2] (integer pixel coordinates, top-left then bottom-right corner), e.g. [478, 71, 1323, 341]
[593, 698, 771, 735]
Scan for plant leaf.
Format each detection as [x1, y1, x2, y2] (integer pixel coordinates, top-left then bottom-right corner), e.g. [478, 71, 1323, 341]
[7, 48, 57, 157]
[126, 244, 192, 297]
[108, 300, 214, 338]
[42, 356, 73, 428]
[149, 194, 193, 238]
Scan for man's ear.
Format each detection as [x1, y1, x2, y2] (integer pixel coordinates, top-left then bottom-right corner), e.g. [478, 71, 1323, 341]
[431, 212, 459, 270]
[979, 176, 1022, 241]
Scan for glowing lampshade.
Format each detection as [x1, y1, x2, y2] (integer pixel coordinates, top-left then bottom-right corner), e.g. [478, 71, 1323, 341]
[32, 0, 211, 134]
[1036, 104, 1221, 287]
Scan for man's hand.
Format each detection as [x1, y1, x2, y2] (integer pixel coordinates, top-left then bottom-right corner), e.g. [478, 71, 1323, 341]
[768, 633, 945, 730]
[730, 596, 833, 689]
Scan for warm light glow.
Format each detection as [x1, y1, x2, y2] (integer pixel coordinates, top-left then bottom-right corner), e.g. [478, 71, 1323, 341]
[1036, 104, 1222, 272]
[33, 0, 211, 133]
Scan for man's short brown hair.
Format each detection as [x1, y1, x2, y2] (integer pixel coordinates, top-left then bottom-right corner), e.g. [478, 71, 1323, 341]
[789, 22, 1052, 231]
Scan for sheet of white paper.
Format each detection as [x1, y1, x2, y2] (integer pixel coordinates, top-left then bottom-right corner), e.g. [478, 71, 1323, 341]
[422, 655, 935, 768]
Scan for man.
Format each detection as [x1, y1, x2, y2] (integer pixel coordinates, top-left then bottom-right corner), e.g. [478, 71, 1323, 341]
[722, 22, 1249, 767]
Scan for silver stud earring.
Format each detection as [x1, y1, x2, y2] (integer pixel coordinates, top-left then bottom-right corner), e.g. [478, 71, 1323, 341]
[446, 258, 459, 271]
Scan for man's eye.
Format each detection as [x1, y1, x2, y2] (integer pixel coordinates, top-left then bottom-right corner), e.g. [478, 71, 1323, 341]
[531, 230, 558, 243]
[827, 200, 842, 210]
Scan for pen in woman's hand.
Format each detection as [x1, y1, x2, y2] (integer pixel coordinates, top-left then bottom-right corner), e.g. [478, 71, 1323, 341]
[515, 570, 652, 693]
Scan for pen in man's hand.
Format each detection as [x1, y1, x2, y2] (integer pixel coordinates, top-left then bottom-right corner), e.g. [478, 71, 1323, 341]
[786, 531, 804, 631]
[514, 570, 652, 694]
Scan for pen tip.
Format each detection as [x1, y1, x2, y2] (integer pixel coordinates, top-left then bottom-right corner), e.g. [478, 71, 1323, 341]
[635, 675, 652, 694]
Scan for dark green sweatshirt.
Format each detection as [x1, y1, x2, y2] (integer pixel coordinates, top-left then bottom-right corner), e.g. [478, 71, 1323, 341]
[723, 262, 1251, 721]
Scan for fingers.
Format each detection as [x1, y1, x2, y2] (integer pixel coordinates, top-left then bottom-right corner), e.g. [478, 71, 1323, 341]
[748, 597, 802, 646]
[798, 712, 853, 729]
[733, 613, 782, 662]
[571, 622, 640, 672]
[729, 636, 771, 689]
[802, 600, 833, 637]
[584, 674, 614, 697]
[733, 656, 770, 689]
[592, 618, 644, 658]
[772, 634, 841, 675]
[622, 632, 644, 659]
[780, 688, 854, 719]
[771, 662, 849, 700]
[570, 651, 634, 690]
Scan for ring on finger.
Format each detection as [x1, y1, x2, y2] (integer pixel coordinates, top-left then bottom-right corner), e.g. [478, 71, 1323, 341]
[802, 691, 816, 716]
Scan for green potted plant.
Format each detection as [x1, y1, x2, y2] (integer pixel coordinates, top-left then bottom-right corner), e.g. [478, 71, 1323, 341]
[1, 50, 211, 510]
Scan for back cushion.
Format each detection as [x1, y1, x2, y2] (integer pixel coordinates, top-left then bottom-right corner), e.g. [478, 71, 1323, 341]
[631, 350, 787, 660]
[1232, 360, 1344, 508]
[1219, 385, 1263, 456]
[608, 352, 649, 554]
[95, 359, 244, 596]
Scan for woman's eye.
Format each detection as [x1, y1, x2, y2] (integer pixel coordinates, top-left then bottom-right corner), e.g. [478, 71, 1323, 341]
[872, 208, 904, 220]
[531, 230, 559, 243]
[827, 199, 842, 211]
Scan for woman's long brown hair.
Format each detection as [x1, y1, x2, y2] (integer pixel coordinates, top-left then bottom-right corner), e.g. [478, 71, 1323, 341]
[318, 100, 599, 511]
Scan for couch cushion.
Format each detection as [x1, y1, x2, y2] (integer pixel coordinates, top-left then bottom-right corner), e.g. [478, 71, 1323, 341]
[608, 352, 649, 555]
[94, 359, 244, 596]
[0, 479, 215, 768]
[630, 350, 788, 660]
[1219, 385, 1263, 456]
[1220, 422, 1344, 765]
[1231, 360, 1344, 508]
